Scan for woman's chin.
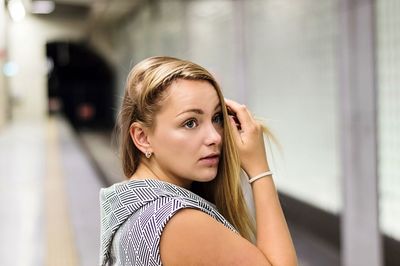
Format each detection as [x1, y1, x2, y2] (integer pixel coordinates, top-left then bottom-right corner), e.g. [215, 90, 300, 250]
[194, 170, 218, 182]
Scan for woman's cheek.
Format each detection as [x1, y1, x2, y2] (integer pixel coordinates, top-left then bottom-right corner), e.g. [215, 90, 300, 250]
[167, 131, 194, 153]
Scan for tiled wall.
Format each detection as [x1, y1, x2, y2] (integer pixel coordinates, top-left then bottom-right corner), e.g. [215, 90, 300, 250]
[244, 0, 340, 213]
[0, 0, 7, 127]
[106, 0, 399, 241]
[377, 0, 400, 240]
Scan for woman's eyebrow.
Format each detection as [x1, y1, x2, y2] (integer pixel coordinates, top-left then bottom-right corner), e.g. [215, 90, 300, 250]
[177, 108, 203, 116]
[176, 103, 221, 117]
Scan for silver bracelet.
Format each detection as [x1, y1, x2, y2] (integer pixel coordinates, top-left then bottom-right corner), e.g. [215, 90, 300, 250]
[248, 170, 273, 184]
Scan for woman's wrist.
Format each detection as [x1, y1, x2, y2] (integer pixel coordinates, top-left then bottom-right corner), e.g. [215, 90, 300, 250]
[245, 161, 270, 178]
[248, 171, 273, 184]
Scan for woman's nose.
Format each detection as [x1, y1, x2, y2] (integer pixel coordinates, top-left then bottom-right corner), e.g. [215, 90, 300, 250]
[204, 123, 222, 146]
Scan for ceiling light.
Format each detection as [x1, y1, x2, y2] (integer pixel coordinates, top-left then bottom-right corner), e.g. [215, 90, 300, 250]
[3, 61, 19, 77]
[8, 0, 26, 22]
[31, 1, 55, 15]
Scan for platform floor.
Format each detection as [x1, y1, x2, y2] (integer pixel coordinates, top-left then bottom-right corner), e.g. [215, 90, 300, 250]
[0, 115, 339, 266]
[0, 116, 101, 266]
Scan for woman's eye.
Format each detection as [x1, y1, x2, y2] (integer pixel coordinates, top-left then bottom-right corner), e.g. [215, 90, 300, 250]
[184, 119, 198, 129]
[213, 113, 223, 124]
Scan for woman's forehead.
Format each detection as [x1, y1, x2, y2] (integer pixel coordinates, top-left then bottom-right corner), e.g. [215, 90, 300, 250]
[162, 79, 221, 111]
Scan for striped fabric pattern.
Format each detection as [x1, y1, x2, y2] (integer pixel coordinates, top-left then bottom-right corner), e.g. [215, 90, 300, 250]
[100, 179, 237, 265]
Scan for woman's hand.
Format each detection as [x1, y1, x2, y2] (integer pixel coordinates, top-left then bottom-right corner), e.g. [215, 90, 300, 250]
[224, 98, 269, 177]
[224, 99, 298, 266]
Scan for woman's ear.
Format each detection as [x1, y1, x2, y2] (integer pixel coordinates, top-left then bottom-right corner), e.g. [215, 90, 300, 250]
[129, 122, 152, 154]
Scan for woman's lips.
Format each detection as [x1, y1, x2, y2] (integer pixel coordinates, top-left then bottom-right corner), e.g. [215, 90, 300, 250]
[199, 155, 220, 166]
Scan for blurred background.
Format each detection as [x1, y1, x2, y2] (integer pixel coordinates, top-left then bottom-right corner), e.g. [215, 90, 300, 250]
[0, 0, 399, 265]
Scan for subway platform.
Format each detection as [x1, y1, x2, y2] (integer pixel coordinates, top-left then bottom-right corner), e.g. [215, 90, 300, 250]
[0, 115, 339, 266]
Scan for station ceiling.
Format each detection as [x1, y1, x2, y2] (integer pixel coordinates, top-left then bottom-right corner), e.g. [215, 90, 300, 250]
[32, 0, 143, 25]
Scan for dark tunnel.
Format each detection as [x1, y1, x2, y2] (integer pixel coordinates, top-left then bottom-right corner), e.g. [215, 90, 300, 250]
[46, 41, 115, 129]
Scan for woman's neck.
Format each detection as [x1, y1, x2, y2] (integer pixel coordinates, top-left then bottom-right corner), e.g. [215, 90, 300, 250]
[131, 162, 192, 189]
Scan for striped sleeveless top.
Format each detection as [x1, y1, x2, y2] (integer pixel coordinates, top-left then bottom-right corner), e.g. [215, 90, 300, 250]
[99, 179, 237, 265]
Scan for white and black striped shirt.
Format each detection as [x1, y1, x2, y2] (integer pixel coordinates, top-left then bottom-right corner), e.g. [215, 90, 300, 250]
[100, 179, 237, 266]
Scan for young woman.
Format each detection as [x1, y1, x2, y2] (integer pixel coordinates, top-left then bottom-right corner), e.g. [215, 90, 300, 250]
[100, 56, 298, 265]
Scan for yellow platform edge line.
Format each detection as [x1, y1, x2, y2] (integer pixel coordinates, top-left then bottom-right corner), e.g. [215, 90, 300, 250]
[45, 117, 79, 266]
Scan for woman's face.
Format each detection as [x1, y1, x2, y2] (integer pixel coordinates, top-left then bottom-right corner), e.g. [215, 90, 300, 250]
[148, 79, 223, 188]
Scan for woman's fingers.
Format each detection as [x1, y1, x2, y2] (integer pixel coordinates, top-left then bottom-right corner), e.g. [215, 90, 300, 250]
[228, 115, 243, 144]
[224, 98, 268, 175]
[224, 98, 255, 132]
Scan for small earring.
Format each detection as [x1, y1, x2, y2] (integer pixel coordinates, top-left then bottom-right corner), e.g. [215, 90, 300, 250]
[145, 151, 152, 159]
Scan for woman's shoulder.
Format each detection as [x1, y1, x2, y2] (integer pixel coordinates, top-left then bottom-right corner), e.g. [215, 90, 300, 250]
[159, 208, 270, 266]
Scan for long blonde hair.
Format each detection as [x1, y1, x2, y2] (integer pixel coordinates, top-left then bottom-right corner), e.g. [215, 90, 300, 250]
[115, 56, 258, 240]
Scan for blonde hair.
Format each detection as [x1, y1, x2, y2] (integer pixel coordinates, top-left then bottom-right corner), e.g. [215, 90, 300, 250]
[115, 56, 258, 240]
